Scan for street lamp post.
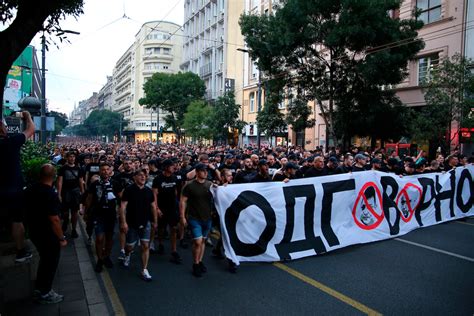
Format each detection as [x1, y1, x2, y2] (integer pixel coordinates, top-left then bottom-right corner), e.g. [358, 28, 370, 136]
[237, 48, 262, 150]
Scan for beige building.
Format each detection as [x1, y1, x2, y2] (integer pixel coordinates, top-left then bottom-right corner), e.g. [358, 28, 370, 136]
[181, 0, 244, 110]
[112, 21, 183, 142]
[241, 0, 472, 150]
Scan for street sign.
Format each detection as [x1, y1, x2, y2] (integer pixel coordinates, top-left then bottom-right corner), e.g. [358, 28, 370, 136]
[224, 78, 235, 92]
[33, 116, 55, 131]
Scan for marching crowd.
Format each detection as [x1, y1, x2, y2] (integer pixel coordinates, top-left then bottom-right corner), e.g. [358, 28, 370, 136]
[2, 113, 473, 304]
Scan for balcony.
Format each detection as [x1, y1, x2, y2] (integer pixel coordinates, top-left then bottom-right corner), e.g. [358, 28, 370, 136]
[143, 53, 173, 62]
[200, 62, 212, 77]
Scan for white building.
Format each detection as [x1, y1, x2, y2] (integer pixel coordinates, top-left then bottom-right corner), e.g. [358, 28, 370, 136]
[112, 21, 183, 142]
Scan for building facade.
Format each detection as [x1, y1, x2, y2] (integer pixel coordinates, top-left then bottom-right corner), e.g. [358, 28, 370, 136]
[181, 0, 244, 105]
[112, 21, 183, 142]
[98, 76, 113, 111]
[240, 0, 471, 151]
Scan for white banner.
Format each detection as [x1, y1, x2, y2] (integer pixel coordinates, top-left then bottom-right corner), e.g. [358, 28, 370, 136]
[212, 166, 474, 265]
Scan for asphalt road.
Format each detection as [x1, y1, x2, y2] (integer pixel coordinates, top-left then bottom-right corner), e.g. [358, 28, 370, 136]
[106, 217, 474, 315]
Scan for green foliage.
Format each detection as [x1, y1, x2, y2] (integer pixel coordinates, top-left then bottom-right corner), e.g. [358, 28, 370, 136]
[285, 98, 315, 133]
[64, 110, 123, 138]
[411, 54, 474, 152]
[48, 110, 69, 138]
[240, 0, 424, 146]
[210, 91, 246, 143]
[139, 72, 206, 142]
[20, 140, 50, 186]
[183, 101, 214, 141]
[257, 80, 287, 139]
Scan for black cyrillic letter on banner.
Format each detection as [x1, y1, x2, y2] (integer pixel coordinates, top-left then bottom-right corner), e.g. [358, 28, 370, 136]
[224, 191, 276, 257]
[276, 185, 326, 260]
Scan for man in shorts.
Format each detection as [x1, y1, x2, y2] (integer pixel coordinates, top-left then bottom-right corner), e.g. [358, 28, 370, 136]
[85, 163, 119, 272]
[120, 169, 157, 281]
[180, 163, 214, 277]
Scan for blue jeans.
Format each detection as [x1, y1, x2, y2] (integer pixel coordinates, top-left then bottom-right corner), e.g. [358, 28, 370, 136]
[188, 219, 212, 239]
[126, 222, 151, 246]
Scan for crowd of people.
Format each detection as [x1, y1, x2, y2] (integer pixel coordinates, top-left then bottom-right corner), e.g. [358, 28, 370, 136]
[2, 113, 474, 304]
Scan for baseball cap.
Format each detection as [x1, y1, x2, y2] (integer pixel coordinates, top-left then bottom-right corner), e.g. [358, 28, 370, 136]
[354, 153, 367, 161]
[225, 153, 234, 160]
[258, 159, 268, 166]
[194, 163, 207, 171]
[328, 156, 338, 163]
[285, 162, 298, 170]
[162, 159, 174, 168]
[371, 158, 382, 164]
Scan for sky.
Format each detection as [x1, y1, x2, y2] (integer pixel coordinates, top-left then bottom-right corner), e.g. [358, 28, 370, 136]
[29, 0, 184, 116]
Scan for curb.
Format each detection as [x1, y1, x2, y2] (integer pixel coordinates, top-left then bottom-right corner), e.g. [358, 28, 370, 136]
[76, 217, 126, 316]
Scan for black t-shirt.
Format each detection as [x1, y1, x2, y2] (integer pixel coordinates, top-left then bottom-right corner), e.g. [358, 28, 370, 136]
[234, 169, 257, 184]
[218, 163, 240, 177]
[304, 167, 328, 178]
[87, 179, 119, 220]
[251, 173, 272, 183]
[85, 163, 100, 185]
[182, 179, 213, 221]
[152, 173, 178, 210]
[352, 165, 366, 173]
[25, 183, 61, 241]
[0, 133, 25, 192]
[335, 165, 352, 174]
[122, 183, 154, 229]
[113, 171, 135, 192]
[58, 164, 84, 191]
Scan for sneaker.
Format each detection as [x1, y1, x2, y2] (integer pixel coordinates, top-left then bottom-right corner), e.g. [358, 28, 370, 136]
[205, 238, 214, 247]
[141, 269, 152, 282]
[192, 264, 202, 278]
[95, 259, 103, 273]
[149, 241, 156, 254]
[15, 248, 33, 263]
[199, 261, 207, 273]
[170, 251, 182, 264]
[157, 244, 164, 255]
[36, 291, 63, 304]
[179, 239, 188, 249]
[212, 248, 225, 259]
[123, 254, 131, 268]
[48, 289, 64, 300]
[70, 229, 79, 239]
[103, 256, 114, 269]
[117, 249, 126, 261]
[228, 260, 237, 274]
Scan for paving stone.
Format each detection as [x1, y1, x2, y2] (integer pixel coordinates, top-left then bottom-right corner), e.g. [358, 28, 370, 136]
[83, 279, 104, 305]
[59, 299, 88, 314]
[88, 302, 109, 316]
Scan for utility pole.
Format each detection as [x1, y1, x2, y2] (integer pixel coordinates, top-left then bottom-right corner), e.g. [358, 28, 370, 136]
[41, 34, 47, 144]
[256, 70, 262, 150]
[150, 109, 153, 142]
[119, 115, 122, 142]
[156, 105, 160, 145]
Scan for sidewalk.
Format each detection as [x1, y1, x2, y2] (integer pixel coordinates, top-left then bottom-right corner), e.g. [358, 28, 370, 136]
[4, 225, 111, 316]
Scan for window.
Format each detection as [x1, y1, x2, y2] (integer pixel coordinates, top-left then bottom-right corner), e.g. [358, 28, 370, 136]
[250, 92, 255, 112]
[162, 48, 171, 55]
[417, 0, 441, 24]
[418, 53, 439, 85]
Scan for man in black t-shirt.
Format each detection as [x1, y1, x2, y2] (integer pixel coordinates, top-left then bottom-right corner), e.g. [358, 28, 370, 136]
[0, 112, 35, 263]
[234, 158, 257, 184]
[85, 163, 119, 273]
[120, 170, 157, 282]
[304, 156, 328, 178]
[57, 151, 85, 238]
[251, 159, 272, 182]
[152, 159, 182, 263]
[25, 164, 67, 304]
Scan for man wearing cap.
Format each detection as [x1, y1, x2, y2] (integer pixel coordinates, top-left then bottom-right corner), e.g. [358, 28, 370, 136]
[326, 156, 339, 175]
[251, 159, 272, 182]
[152, 159, 182, 263]
[335, 154, 354, 174]
[371, 158, 384, 171]
[218, 154, 239, 177]
[273, 162, 299, 182]
[180, 163, 214, 277]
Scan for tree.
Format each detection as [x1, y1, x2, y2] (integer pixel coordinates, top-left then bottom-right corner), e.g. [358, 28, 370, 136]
[240, 0, 424, 147]
[256, 81, 286, 146]
[411, 54, 474, 154]
[0, 0, 84, 118]
[48, 110, 69, 139]
[183, 101, 213, 142]
[64, 110, 123, 139]
[139, 72, 206, 143]
[285, 97, 315, 147]
[210, 91, 246, 144]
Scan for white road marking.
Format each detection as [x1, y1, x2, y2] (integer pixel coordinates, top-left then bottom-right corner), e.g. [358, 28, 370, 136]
[394, 238, 474, 263]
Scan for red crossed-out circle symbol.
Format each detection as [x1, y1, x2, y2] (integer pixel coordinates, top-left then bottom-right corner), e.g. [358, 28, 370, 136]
[396, 183, 422, 223]
[352, 182, 384, 230]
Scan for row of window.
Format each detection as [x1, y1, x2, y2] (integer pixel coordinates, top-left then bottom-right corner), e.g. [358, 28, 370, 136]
[145, 31, 171, 41]
[145, 47, 171, 55]
[144, 63, 169, 70]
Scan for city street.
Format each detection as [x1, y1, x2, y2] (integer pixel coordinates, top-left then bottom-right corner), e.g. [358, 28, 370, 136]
[105, 217, 474, 315]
